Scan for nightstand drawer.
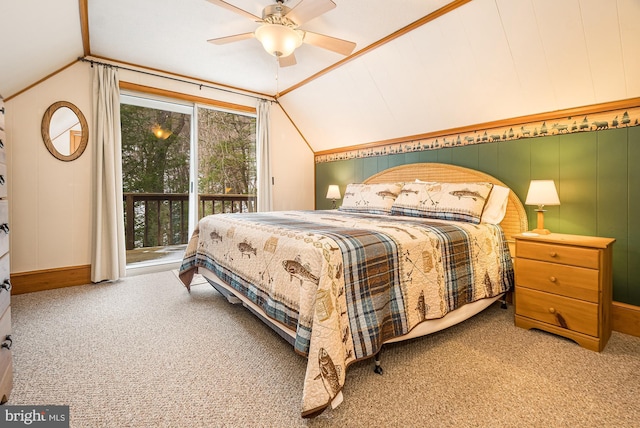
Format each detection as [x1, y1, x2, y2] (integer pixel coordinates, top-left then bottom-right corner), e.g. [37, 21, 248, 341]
[516, 258, 599, 302]
[515, 287, 598, 337]
[517, 241, 599, 269]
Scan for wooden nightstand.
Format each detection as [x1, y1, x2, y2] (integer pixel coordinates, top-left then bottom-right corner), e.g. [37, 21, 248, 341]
[514, 233, 615, 352]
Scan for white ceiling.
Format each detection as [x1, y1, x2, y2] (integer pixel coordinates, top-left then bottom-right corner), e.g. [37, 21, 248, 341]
[2, 0, 639, 152]
[1, 0, 85, 99]
[88, 0, 440, 97]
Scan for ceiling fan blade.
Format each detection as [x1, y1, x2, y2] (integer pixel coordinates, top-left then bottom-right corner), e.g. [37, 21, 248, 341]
[278, 53, 297, 67]
[207, 32, 255, 45]
[285, 0, 336, 25]
[206, 0, 262, 21]
[303, 31, 356, 56]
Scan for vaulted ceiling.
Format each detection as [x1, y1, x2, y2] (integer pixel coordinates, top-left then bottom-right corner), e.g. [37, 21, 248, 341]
[2, 0, 639, 152]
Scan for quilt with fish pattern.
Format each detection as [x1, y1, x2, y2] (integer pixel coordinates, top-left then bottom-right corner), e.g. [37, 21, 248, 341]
[178, 210, 513, 417]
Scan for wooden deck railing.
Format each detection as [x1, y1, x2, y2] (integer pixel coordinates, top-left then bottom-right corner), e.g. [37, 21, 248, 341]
[123, 193, 256, 250]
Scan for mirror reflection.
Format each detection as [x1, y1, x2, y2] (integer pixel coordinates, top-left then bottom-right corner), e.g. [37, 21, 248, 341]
[50, 107, 82, 156]
[41, 101, 88, 161]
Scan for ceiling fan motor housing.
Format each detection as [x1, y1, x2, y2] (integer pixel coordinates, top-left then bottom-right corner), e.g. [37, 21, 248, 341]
[263, 3, 295, 26]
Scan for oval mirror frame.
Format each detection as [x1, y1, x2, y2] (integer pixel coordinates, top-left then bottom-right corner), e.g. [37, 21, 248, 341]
[41, 101, 89, 161]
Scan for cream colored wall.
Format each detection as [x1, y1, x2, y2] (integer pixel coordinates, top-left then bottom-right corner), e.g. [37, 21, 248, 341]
[7, 62, 93, 274]
[270, 104, 314, 211]
[6, 61, 314, 275]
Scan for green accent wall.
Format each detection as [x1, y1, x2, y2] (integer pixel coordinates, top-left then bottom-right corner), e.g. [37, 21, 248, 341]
[315, 127, 640, 306]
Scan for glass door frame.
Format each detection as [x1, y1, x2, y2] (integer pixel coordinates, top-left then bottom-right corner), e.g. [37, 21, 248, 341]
[120, 94, 258, 248]
[120, 93, 196, 258]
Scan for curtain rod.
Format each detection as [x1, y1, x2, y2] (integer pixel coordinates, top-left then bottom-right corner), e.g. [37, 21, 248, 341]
[77, 57, 275, 102]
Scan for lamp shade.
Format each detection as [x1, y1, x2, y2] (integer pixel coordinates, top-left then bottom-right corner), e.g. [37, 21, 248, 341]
[326, 185, 341, 200]
[525, 180, 560, 207]
[254, 24, 303, 58]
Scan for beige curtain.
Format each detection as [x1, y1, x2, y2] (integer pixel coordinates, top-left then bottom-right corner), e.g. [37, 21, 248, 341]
[256, 99, 272, 212]
[91, 65, 126, 282]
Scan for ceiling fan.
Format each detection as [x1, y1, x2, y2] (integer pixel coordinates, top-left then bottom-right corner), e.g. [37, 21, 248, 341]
[206, 0, 356, 67]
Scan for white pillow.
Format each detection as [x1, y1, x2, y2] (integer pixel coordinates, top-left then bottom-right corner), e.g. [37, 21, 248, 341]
[391, 181, 493, 224]
[339, 182, 403, 215]
[481, 185, 510, 224]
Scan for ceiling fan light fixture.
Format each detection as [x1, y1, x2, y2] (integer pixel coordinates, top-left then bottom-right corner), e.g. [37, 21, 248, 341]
[255, 23, 302, 57]
[151, 124, 172, 140]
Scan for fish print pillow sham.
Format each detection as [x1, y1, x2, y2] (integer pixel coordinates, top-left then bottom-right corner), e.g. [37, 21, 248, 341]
[338, 182, 403, 215]
[391, 181, 493, 224]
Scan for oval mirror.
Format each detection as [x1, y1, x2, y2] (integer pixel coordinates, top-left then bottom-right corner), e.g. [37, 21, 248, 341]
[41, 101, 89, 161]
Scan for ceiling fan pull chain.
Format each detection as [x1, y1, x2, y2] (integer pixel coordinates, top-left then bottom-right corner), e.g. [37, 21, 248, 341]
[275, 57, 280, 97]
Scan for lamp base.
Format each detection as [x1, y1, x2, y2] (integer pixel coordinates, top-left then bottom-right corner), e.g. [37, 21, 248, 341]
[532, 209, 551, 235]
[530, 228, 551, 235]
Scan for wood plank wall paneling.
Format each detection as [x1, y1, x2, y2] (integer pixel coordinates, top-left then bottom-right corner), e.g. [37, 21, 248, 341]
[314, 127, 640, 310]
[598, 128, 629, 302]
[451, 144, 480, 171]
[530, 135, 560, 232]
[629, 127, 640, 305]
[478, 142, 499, 178]
[558, 132, 598, 237]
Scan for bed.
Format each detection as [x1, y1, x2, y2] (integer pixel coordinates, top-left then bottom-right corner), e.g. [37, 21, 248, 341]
[178, 163, 528, 417]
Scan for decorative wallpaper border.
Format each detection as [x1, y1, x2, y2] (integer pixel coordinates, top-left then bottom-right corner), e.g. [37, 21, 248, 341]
[315, 106, 640, 164]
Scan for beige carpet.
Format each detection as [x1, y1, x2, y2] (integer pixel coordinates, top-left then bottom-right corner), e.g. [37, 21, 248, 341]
[8, 271, 640, 427]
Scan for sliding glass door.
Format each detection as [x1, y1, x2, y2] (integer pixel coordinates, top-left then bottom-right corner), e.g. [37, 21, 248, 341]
[120, 95, 193, 266]
[120, 95, 257, 267]
[196, 106, 257, 217]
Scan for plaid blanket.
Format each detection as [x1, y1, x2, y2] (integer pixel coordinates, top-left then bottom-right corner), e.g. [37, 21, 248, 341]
[179, 210, 513, 417]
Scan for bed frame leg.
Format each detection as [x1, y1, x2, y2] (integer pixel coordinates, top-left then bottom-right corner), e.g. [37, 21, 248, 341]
[500, 297, 508, 309]
[373, 351, 383, 375]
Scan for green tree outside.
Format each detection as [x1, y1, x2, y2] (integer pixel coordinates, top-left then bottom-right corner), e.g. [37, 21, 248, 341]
[121, 103, 256, 249]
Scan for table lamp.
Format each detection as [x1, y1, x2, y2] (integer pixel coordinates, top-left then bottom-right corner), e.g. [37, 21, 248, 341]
[326, 185, 341, 209]
[525, 180, 560, 235]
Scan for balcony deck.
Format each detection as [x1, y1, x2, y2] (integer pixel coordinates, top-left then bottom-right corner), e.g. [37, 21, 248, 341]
[126, 244, 187, 267]
[124, 192, 255, 269]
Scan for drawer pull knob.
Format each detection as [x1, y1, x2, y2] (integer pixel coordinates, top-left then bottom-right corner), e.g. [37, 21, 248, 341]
[1, 335, 11, 350]
[555, 313, 568, 329]
[548, 309, 568, 328]
[549, 276, 557, 283]
[549, 251, 558, 258]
